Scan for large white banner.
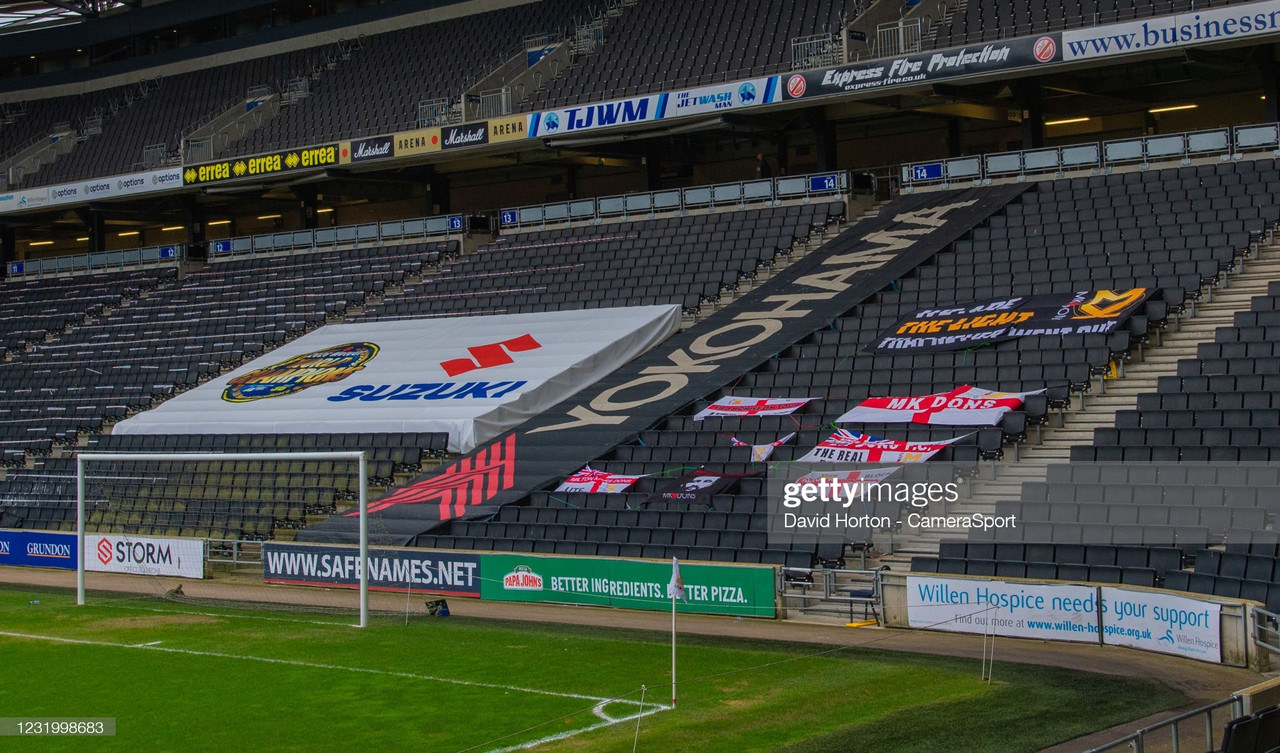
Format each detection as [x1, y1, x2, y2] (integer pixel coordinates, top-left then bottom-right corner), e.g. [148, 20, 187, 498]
[1063, 0, 1280, 61]
[907, 576, 1099, 643]
[1100, 587, 1221, 663]
[113, 306, 682, 452]
[85, 534, 204, 579]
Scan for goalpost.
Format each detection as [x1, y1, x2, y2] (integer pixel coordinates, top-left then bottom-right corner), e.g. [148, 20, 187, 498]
[75, 451, 369, 627]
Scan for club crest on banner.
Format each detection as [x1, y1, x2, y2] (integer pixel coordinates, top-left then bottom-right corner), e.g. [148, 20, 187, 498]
[222, 342, 378, 402]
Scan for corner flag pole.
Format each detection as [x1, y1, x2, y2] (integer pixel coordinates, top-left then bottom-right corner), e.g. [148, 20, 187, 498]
[668, 556, 683, 707]
[671, 584, 677, 707]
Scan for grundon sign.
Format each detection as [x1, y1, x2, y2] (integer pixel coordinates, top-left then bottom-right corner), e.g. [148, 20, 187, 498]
[183, 145, 339, 185]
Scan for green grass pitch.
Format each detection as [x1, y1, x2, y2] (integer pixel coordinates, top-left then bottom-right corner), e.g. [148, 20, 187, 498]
[0, 585, 1183, 752]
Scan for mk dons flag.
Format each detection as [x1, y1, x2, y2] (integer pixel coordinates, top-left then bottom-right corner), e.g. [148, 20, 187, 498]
[837, 386, 1043, 426]
[797, 430, 969, 463]
[694, 396, 811, 421]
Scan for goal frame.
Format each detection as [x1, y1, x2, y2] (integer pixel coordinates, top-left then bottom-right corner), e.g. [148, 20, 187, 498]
[75, 450, 369, 627]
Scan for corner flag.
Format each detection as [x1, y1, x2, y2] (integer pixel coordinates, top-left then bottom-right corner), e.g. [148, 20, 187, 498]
[667, 557, 684, 600]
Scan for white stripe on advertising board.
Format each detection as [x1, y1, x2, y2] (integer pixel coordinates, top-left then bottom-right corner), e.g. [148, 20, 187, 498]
[84, 534, 204, 579]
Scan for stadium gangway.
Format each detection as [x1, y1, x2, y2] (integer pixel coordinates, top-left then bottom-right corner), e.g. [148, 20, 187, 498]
[776, 565, 883, 623]
[900, 122, 1280, 192]
[211, 213, 469, 259]
[6, 244, 182, 279]
[1082, 695, 1244, 753]
[497, 170, 852, 232]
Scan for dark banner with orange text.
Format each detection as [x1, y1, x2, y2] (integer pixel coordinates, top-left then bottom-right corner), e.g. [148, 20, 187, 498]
[869, 289, 1155, 353]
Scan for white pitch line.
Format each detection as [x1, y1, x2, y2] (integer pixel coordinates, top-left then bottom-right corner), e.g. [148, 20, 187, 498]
[0, 629, 671, 752]
[0, 629, 613, 703]
[486, 703, 670, 753]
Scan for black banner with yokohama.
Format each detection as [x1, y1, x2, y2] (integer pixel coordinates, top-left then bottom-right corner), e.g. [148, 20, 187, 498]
[869, 288, 1155, 353]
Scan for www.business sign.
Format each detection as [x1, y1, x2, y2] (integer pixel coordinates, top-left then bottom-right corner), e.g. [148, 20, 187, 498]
[1063, 0, 1280, 60]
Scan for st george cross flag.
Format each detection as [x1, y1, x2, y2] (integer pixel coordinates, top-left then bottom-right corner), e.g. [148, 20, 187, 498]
[667, 557, 685, 600]
[694, 396, 811, 421]
[730, 432, 796, 462]
[797, 429, 970, 463]
[837, 385, 1044, 426]
[555, 466, 645, 493]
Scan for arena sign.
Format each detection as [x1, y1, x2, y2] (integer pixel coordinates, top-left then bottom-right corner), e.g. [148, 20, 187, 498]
[182, 144, 339, 185]
[112, 306, 682, 453]
[782, 34, 1061, 101]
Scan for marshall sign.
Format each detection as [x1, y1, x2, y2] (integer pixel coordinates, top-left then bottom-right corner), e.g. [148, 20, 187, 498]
[349, 135, 394, 163]
[442, 123, 489, 150]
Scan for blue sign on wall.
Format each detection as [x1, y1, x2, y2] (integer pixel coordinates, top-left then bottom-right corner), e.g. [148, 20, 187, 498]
[500, 210, 518, 226]
[911, 163, 945, 181]
[808, 174, 839, 192]
[0, 530, 77, 570]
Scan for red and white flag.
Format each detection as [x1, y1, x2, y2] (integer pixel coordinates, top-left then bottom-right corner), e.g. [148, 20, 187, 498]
[729, 432, 796, 462]
[694, 396, 811, 421]
[837, 385, 1044, 426]
[555, 466, 645, 493]
[797, 429, 969, 463]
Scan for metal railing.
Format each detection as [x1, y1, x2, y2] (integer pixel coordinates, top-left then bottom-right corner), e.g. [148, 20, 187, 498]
[877, 17, 923, 57]
[207, 538, 262, 569]
[209, 214, 467, 260]
[778, 566, 883, 621]
[497, 170, 850, 231]
[418, 97, 459, 128]
[791, 32, 844, 71]
[7, 244, 181, 278]
[1253, 606, 1280, 654]
[1083, 695, 1244, 753]
[900, 123, 1280, 191]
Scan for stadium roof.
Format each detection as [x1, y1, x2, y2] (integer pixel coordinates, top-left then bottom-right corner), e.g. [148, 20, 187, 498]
[0, 0, 135, 35]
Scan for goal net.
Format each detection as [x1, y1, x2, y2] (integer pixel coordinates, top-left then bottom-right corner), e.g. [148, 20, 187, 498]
[74, 451, 376, 627]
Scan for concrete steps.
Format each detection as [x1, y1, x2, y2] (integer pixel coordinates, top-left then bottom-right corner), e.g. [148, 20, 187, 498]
[881, 244, 1280, 566]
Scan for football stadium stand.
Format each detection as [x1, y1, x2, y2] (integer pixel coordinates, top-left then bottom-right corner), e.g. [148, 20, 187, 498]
[4, 0, 1280, 693]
